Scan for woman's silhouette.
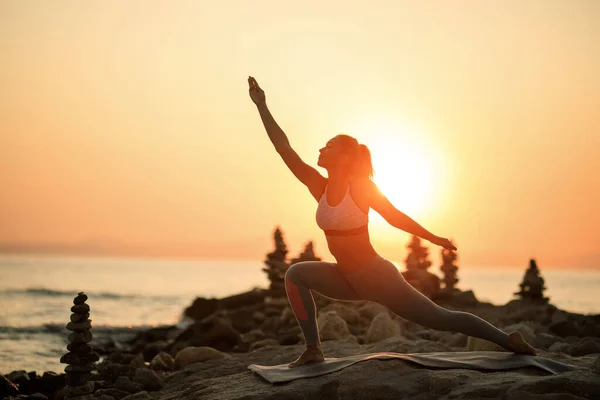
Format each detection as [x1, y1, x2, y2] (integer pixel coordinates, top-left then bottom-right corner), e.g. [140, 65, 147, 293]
[248, 76, 536, 367]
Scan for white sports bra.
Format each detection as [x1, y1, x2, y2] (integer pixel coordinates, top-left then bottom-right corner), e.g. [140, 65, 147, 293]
[315, 185, 369, 231]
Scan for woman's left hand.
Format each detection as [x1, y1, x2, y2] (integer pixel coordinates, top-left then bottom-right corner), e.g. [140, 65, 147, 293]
[433, 237, 457, 251]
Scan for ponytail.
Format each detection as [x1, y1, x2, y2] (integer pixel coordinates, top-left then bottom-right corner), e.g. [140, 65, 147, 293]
[356, 144, 374, 180]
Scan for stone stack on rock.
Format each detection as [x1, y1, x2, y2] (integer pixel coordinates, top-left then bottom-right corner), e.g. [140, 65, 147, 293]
[290, 241, 322, 264]
[401, 235, 440, 298]
[60, 291, 99, 400]
[439, 244, 459, 295]
[262, 226, 290, 294]
[514, 259, 549, 303]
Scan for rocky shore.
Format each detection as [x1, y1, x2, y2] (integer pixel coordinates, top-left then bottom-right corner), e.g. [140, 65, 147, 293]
[2, 289, 600, 400]
[2, 233, 600, 399]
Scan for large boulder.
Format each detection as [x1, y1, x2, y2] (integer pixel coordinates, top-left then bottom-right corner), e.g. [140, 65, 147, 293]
[320, 303, 361, 325]
[317, 311, 351, 341]
[174, 346, 230, 370]
[171, 315, 241, 353]
[150, 351, 175, 372]
[365, 312, 402, 343]
[183, 297, 220, 321]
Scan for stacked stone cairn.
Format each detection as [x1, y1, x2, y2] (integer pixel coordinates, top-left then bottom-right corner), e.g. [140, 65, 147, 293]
[60, 292, 99, 400]
[290, 241, 322, 264]
[262, 226, 290, 294]
[401, 235, 440, 298]
[440, 243, 459, 294]
[515, 258, 549, 303]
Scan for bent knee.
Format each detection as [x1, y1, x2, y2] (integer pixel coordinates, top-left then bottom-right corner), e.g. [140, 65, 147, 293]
[284, 262, 307, 284]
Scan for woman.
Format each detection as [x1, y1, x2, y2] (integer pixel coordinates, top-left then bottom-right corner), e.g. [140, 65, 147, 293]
[247, 76, 536, 368]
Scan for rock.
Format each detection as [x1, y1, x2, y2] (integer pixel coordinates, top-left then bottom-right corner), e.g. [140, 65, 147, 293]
[66, 372, 91, 386]
[94, 388, 132, 400]
[63, 381, 95, 396]
[503, 322, 536, 344]
[593, 357, 600, 375]
[60, 351, 100, 365]
[130, 354, 147, 369]
[444, 333, 468, 348]
[548, 341, 571, 354]
[264, 307, 281, 317]
[64, 395, 94, 400]
[122, 392, 152, 400]
[66, 320, 93, 332]
[149, 352, 174, 372]
[106, 353, 138, 365]
[452, 290, 479, 306]
[549, 319, 580, 338]
[280, 307, 296, 326]
[1, 375, 19, 397]
[171, 315, 241, 353]
[227, 307, 259, 333]
[249, 339, 280, 351]
[70, 312, 91, 323]
[6, 370, 28, 384]
[71, 304, 90, 314]
[94, 395, 117, 400]
[74, 292, 88, 305]
[357, 303, 389, 321]
[113, 376, 143, 394]
[174, 346, 230, 369]
[132, 368, 164, 392]
[467, 336, 506, 352]
[67, 343, 93, 353]
[570, 338, 600, 356]
[67, 331, 93, 344]
[241, 329, 268, 345]
[317, 311, 351, 341]
[148, 336, 600, 399]
[534, 332, 560, 349]
[98, 363, 136, 381]
[142, 340, 167, 362]
[64, 364, 95, 373]
[320, 303, 361, 325]
[25, 393, 48, 399]
[278, 327, 301, 346]
[182, 297, 220, 321]
[365, 312, 401, 343]
[252, 311, 266, 323]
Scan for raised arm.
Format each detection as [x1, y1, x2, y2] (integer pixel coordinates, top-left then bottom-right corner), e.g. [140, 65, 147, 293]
[365, 180, 457, 250]
[248, 76, 326, 200]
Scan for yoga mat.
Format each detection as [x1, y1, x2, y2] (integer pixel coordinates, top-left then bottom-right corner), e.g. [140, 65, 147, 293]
[248, 351, 578, 383]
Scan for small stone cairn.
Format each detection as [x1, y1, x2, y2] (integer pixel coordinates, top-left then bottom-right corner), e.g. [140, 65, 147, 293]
[401, 235, 440, 298]
[290, 241, 322, 264]
[60, 292, 99, 400]
[440, 243, 459, 294]
[262, 227, 290, 294]
[514, 258, 549, 303]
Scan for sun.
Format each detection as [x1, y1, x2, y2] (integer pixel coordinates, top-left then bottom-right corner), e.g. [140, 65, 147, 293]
[352, 118, 442, 222]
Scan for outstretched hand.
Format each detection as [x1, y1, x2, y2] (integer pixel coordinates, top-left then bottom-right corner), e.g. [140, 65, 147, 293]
[432, 237, 457, 251]
[248, 76, 266, 105]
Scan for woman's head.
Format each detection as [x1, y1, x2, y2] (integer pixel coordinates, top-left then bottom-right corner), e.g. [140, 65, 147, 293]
[317, 134, 374, 180]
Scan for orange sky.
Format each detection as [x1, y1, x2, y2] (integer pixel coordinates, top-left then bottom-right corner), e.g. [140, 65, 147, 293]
[1, 1, 599, 268]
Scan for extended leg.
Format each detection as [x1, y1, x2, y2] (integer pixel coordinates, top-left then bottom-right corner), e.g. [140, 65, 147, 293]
[345, 257, 535, 355]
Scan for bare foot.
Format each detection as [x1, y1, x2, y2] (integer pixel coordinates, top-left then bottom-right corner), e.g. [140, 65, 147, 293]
[507, 331, 537, 355]
[288, 346, 325, 368]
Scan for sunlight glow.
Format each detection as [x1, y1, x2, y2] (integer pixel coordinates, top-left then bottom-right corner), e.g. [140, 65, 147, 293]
[353, 118, 441, 221]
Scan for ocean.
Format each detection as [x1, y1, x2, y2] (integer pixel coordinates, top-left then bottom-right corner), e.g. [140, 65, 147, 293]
[1, 254, 599, 374]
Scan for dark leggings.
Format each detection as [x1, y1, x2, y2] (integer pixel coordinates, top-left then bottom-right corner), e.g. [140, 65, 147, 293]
[284, 255, 510, 348]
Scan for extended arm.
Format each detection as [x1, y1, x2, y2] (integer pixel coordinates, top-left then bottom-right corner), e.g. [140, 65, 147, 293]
[366, 180, 456, 250]
[248, 77, 326, 199]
